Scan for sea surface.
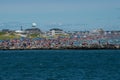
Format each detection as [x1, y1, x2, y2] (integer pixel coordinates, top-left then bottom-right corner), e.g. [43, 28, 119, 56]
[0, 50, 120, 80]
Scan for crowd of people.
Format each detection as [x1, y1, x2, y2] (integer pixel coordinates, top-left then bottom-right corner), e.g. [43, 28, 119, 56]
[0, 33, 120, 49]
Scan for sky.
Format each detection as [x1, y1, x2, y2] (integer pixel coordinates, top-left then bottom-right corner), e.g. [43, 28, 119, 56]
[0, 0, 120, 31]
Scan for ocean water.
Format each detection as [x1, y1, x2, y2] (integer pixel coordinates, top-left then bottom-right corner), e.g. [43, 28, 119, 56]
[0, 50, 120, 80]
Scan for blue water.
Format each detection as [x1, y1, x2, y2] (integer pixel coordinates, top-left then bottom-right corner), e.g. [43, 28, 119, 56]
[0, 50, 120, 80]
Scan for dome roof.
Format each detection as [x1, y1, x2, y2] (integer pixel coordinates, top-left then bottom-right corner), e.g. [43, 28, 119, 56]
[32, 23, 37, 27]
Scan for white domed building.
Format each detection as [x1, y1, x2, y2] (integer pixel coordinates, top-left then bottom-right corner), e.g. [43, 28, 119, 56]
[25, 23, 42, 34]
[32, 23, 37, 28]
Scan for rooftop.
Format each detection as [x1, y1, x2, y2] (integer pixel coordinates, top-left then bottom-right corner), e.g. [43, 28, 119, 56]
[50, 28, 63, 31]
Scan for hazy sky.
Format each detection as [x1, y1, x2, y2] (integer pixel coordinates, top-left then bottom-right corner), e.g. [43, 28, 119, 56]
[0, 0, 120, 30]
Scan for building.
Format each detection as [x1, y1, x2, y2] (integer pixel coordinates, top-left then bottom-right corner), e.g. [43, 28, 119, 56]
[104, 31, 111, 35]
[25, 28, 42, 34]
[91, 28, 104, 35]
[49, 28, 64, 36]
[111, 31, 120, 35]
[2, 29, 10, 33]
[25, 23, 42, 34]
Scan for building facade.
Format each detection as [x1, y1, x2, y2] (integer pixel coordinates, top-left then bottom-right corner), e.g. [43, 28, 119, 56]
[49, 28, 64, 36]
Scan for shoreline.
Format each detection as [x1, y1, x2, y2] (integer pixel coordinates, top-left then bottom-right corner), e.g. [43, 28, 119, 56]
[0, 47, 120, 50]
